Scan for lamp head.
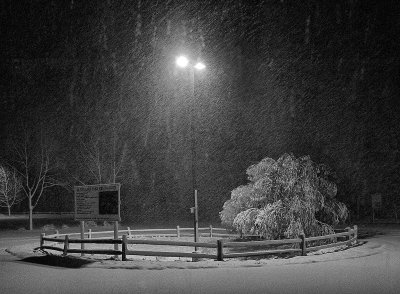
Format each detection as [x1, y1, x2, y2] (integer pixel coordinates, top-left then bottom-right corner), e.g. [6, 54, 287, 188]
[194, 62, 206, 70]
[176, 56, 189, 68]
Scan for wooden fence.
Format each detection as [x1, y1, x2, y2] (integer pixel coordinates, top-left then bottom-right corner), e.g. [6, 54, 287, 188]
[48, 225, 228, 239]
[39, 225, 358, 261]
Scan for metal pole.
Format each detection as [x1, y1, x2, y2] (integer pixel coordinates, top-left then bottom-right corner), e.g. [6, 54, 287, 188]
[190, 67, 196, 196]
[194, 190, 199, 251]
[190, 68, 199, 251]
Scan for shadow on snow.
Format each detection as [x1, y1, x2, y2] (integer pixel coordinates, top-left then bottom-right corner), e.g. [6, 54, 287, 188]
[21, 255, 95, 268]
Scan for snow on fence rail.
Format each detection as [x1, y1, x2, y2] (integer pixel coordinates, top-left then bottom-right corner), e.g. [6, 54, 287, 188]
[51, 225, 228, 239]
[38, 225, 358, 261]
[13, 211, 74, 215]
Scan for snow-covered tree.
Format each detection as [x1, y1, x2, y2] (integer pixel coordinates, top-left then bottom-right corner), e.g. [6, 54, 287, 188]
[220, 153, 349, 239]
[0, 165, 23, 216]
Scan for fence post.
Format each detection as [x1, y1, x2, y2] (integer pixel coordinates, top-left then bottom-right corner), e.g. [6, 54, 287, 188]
[63, 235, 69, 256]
[353, 225, 358, 243]
[346, 227, 352, 245]
[55, 230, 59, 237]
[80, 221, 85, 256]
[176, 226, 180, 238]
[127, 227, 131, 237]
[217, 239, 224, 261]
[122, 235, 127, 261]
[209, 225, 213, 238]
[300, 233, 307, 256]
[40, 233, 45, 248]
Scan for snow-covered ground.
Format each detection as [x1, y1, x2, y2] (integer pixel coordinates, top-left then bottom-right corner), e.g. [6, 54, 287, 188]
[1, 226, 400, 294]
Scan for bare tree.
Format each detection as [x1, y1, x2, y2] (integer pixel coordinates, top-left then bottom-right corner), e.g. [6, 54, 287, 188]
[0, 165, 23, 216]
[10, 129, 62, 230]
[73, 124, 129, 185]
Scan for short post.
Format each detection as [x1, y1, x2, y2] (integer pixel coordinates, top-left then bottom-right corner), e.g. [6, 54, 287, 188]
[176, 226, 180, 238]
[63, 235, 69, 256]
[40, 233, 45, 248]
[217, 239, 224, 261]
[300, 233, 307, 256]
[114, 221, 119, 258]
[88, 228, 93, 255]
[55, 230, 59, 236]
[122, 235, 127, 261]
[194, 190, 199, 251]
[80, 221, 85, 256]
[127, 227, 131, 237]
[209, 225, 213, 238]
[353, 225, 358, 243]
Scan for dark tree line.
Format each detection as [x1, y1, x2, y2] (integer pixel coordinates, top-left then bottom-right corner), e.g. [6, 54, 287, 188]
[1, 0, 399, 225]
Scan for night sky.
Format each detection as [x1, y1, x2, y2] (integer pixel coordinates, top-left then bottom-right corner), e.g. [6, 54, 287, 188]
[1, 0, 400, 223]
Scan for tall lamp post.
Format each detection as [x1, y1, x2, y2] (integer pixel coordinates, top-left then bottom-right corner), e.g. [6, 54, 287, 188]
[176, 56, 205, 249]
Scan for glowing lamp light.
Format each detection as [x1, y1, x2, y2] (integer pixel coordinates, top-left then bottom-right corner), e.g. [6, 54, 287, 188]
[176, 56, 189, 68]
[194, 62, 206, 70]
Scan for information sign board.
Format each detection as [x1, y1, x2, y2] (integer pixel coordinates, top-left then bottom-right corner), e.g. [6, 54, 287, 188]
[74, 183, 121, 221]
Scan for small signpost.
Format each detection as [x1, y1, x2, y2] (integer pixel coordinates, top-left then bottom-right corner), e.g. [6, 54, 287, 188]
[74, 183, 121, 256]
[190, 189, 199, 252]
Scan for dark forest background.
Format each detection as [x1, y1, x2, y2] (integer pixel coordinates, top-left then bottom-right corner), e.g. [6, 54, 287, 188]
[1, 0, 399, 224]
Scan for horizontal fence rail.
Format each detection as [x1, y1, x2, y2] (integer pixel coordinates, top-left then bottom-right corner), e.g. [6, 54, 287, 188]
[38, 225, 358, 262]
[223, 238, 302, 247]
[124, 250, 216, 259]
[126, 239, 217, 248]
[13, 211, 74, 215]
[223, 248, 302, 259]
[122, 235, 218, 260]
[306, 231, 351, 242]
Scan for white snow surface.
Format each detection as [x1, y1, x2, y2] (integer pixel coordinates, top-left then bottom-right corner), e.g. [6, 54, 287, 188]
[1, 228, 400, 294]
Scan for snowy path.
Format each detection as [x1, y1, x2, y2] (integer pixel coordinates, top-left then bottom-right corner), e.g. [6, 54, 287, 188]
[1, 233, 399, 294]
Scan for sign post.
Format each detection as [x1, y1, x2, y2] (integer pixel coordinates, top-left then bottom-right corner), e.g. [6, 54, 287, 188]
[114, 221, 119, 256]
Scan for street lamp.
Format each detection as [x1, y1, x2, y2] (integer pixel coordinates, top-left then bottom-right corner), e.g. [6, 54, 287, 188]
[175, 55, 205, 249]
[176, 56, 189, 68]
